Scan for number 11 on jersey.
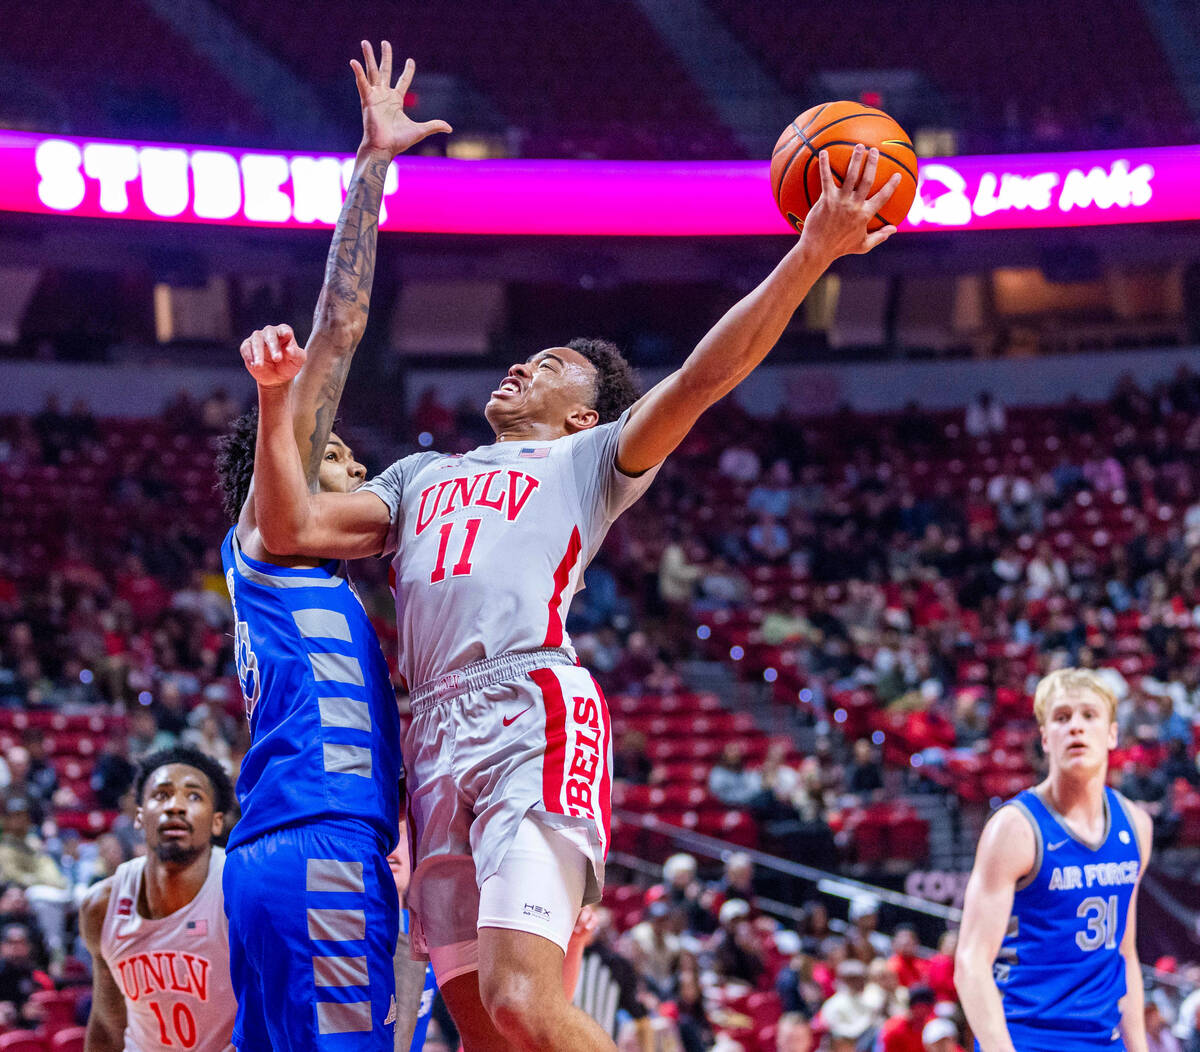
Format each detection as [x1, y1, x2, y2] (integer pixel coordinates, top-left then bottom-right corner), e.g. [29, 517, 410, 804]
[431, 518, 481, 583]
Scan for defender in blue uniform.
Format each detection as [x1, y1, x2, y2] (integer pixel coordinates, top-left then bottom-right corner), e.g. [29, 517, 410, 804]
[956, 669, 1153, 1052]
[214, 39, 450, 1052]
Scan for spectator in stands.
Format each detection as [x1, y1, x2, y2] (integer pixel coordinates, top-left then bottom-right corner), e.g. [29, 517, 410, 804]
[718, 442, 761, 484]
[1120, 744, 1172, 840]
[1148, 1000, 1183, 1052]
[613, 730, 654, 785]
[696, 558, 751, 610]
[4, 748, 48, 824]
[888, 926, 930, 988]
[712, 853, 758, 909]
[748, 461, 794, 519]
[709, 744, 765, 809]
[776, 948, 822, 1017]
[925, 931, 957, 1004]
[0, 799, 66, 894]
[864, 957, 907, 1019]
[128, 707, 174, 757]
[671, 967, 715, 1052]
[818, 958, 877, 1047]
[748, 513, 791, 565]
[965, 392, 1006, 437]
[658, 533, 704, 608]
[877, 985, 937, 1052]
[0, 888, 49, 967]
[799, 902, 831, 943]
[1176, 987, 1200, 1052]
[626, 900, 680, 997]
[710, 899, 765, 986]
[0, 922, 52, 1028]
[659, 853, 715, 934]
[0, 797, 70, 956]
[848, 897, 891, 956]
[921, 1017, 964, 1052]
[776, 1012, 814, 1052]
[844, 739, 885, 800]
[572, 907, 651, 1046]
[182, 705, 234, 774]
[91, 735, 136, 810]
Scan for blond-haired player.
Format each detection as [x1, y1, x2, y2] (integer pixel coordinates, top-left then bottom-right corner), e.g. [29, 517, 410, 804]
[956, 668, 1152, 1052]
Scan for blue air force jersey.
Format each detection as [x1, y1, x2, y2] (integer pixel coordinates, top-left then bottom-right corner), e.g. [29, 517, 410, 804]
[221, 528, 402, 852]
[995, 786, 1142, 1052]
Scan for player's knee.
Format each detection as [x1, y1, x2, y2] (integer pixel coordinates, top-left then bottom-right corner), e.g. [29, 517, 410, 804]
[480, 966, 554, 1046]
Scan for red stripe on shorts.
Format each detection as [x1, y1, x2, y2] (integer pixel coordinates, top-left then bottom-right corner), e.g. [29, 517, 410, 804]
[593, 676, 612, 855]
[543, 526, 582, 647]
[531, 667, 568, 814]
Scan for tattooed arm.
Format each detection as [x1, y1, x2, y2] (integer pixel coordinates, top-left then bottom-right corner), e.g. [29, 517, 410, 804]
[235, 41, 449, 562]
[290, 39, 452, 484]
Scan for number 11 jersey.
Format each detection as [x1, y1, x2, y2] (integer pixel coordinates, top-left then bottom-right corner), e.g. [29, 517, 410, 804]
[361, 408, 659, 691]
[996, 786, 1142, 1051]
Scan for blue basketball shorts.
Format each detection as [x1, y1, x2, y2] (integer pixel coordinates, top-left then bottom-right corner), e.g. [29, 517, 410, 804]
[224, 820, 399, 1052]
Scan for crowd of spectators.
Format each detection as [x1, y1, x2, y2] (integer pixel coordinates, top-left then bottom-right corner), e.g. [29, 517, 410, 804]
[2, 368, 1200, 1046]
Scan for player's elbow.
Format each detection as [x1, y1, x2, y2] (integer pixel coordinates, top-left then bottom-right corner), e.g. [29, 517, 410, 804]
[311, 311, 365, 354]
[954, 946, 991, 988]
[257, 513, 309, 557]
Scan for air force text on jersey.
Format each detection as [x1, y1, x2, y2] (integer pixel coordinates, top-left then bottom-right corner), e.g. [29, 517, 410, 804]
[1047, 861, 1140, 892]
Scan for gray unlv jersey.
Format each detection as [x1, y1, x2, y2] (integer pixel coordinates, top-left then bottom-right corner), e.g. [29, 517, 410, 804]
[362, 408, 659, 689]
[99, 850, 234, 1052]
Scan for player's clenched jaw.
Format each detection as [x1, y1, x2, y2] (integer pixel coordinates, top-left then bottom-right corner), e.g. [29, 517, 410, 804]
[484, 346, 600, 439]
[1040, 689, 1118, 777]
[136, 764, 225, 867]
[318, 433, 367, 494]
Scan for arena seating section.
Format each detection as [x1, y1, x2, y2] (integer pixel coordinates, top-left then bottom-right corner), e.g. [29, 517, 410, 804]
[1, 0, 270, 145]
[6, 0, 1193, 155]
[210, 0, 742, 158]
[709, 0, 1193, 149]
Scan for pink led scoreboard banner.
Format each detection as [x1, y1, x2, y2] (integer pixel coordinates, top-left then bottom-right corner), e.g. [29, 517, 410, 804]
[0, 129, 1197, 236]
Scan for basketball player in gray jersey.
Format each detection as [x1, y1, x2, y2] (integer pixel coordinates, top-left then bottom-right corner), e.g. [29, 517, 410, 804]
[243, 144, 900, 1050]
[81, 747, 236, 1052]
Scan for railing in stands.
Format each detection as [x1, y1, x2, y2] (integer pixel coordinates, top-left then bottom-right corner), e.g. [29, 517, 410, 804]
[613, 807, 961, 922]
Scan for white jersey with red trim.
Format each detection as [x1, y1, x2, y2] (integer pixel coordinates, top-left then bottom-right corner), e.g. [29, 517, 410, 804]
[98, 850, 234, 1052]
[362, 409, 658, 689]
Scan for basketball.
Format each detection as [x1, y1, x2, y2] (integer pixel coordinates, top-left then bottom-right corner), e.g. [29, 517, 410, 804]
[770, 101, 919, 233]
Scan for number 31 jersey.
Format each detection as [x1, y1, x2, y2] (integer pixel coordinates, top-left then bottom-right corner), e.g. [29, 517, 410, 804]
[361, 408, 659, 690]
[996, 786, 1142, 1051]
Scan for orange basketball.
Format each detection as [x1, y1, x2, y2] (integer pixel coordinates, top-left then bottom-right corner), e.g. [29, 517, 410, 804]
[770, 101, 918, 233]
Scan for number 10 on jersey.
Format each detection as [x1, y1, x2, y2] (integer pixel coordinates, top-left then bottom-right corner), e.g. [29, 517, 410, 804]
[431, 518, 481, 583]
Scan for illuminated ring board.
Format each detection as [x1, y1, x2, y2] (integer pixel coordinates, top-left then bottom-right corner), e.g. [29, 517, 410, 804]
[1, 130, 1197, 235]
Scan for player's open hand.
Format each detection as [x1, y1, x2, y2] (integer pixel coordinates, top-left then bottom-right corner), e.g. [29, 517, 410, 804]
[800, 145, 900, 262]
[240, 323, 305, 388]
[352, 41, 452, 158]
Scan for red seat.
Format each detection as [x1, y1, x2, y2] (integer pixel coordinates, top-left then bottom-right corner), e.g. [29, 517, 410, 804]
[0, 1033, 47, 1052]
[29, 991, 75, 1034]
[49, 1029, 84, 1052]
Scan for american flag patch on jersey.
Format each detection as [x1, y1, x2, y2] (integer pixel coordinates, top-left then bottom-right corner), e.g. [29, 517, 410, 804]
[186, 919, 208, 936]
[519, 447, 550, 459]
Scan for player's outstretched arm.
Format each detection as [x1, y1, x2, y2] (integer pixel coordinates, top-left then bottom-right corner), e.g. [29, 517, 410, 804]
[955, 806, 1036, 1052]
[243, 333, 391, 559]
[1119, 806, 1154, 1052]
[80, 880, 126, 1052]
[290, 41, 452, 483]
[615, 145, 899, 475]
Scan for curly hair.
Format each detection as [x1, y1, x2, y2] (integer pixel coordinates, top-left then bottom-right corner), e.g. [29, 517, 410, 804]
[566, 338, 640, 425]
[213, 408, 258, 524]
[135, 745, 236, 816]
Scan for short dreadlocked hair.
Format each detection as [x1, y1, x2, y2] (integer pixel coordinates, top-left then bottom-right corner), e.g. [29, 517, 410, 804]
[214, 408, 258, 524]
[566, 338, 640, 425]
[135, 745, 235, 816]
